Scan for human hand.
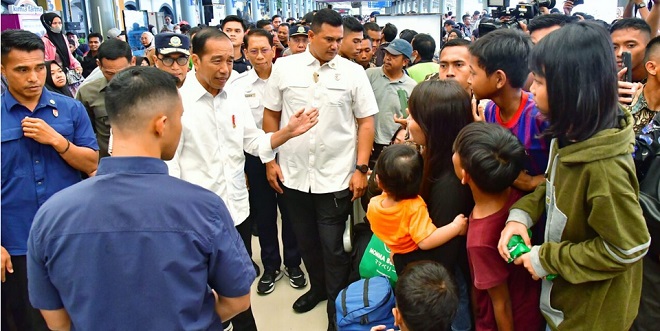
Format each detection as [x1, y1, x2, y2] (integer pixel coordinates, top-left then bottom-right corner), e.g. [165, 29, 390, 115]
[617, 68, 643, 105]
[513, 252, 541, 280]
[393, 113, 407, 128]
[22, 117, 66, 149]
[285, 107, 319, 137]
[513, 171, 543, 192]
[274, 37, 284, 50]
[1, 246, 13, 283]
[75, 66, 83, 74]
[452, 214, 468, 235]
[471, 96, 485, 122]
[266, 161, 284, 194]
[370, 326, 395, 331]
[497, 221, 531, 262]
[349, 170, 368, 201]
[563, 1, 574, 15]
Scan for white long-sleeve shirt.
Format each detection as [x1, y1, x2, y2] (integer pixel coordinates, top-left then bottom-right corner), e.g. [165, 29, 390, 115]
[168, 72, 275, 225]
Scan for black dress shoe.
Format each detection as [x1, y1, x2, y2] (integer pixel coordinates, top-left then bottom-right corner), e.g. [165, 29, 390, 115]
[292, 290, 327, 313]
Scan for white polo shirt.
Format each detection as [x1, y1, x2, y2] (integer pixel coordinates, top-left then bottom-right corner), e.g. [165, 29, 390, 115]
[168, 72, 276, 225]
[262, 49, 378, 194]
[230, 69, 267, 129]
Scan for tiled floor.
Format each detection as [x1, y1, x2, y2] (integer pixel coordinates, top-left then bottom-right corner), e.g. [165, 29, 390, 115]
[249, 235, 329, 331]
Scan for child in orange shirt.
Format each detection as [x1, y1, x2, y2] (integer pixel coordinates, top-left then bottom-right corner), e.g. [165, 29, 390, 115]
[366, 144, 468, 262]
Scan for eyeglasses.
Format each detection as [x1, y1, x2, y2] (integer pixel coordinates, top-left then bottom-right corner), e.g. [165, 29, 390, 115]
[247, 48, 273, 56]
[158, 56, 189, 67]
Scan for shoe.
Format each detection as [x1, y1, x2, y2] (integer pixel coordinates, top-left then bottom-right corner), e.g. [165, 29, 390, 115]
[252, 260, 260, 277]
[285, 266, 308, 289]
[257, 269, 283, 295]
[292, 290, 327, 313]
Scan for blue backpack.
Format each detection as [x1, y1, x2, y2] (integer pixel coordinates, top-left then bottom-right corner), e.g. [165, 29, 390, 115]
[336, 276, 396, 331]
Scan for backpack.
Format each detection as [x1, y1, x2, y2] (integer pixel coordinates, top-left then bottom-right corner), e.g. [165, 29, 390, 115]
[634, 111, 660, 258]
[336, 276, 396, 331]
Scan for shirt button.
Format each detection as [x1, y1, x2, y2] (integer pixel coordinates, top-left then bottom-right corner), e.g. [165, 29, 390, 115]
[37, 181, 42, 185]
[35, 160, 40, 164]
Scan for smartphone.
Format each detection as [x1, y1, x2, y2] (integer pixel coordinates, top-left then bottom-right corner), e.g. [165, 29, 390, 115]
[573, 0, 584, 6]
[622, 51, 633, 83]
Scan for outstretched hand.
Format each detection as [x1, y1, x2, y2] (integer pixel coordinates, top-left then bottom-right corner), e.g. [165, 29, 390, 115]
[285, 107, 319, 137]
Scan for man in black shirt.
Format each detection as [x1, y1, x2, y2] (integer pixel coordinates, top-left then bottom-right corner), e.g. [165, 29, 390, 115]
[81, 33, 102, 78]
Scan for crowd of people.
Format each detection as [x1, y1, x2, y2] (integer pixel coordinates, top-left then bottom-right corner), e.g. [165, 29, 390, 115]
[1, 0, 660, 330]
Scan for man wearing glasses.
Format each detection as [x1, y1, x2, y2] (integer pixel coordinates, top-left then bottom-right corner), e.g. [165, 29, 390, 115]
[153, 33, 190, 88]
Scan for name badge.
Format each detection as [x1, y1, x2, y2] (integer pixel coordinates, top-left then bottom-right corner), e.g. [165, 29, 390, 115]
[245, 93, 256, 98]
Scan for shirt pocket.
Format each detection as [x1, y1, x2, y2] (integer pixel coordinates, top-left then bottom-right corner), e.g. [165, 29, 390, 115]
[1, 128, 28, 178]
[325, 82, 348, 108]
[284, 82, 310, 110]
[51, 122, 75, 141]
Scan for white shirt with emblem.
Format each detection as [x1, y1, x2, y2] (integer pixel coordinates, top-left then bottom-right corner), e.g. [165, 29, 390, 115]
[262, 49, 379, 194]
[168, 72, 276, 225]
[230, 69, 268, 129]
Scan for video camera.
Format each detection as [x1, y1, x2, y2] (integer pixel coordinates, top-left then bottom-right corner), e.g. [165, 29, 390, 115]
[480, 0, 556, 35]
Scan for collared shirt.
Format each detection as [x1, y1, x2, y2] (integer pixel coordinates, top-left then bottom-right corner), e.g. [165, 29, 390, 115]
[231, 69, 268, 128]
[27, 157, 255, 330]
[168, 72, 275, 225]
[407, 61, 440, 83]
[366, 67, 417, 145]
[630, 85, 658, 134]
[262, 49, 379, 194]
[1, 88, 98, 255]
[75, 75, 111, 157]
[233, 54, 252, 74]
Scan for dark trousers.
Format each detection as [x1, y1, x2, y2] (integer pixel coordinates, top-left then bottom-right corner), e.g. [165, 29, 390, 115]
[369, 143, 388, 169]
[1, 255, 49, 331]
[280, 186, 352, 321]
[244, 154, 301, 271]
[230, 203, 257, 331]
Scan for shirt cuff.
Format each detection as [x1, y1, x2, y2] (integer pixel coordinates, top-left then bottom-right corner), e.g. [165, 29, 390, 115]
[258, 132, 277, 163]
[530, 245, 550, 278]
[507, 208, 534, 228]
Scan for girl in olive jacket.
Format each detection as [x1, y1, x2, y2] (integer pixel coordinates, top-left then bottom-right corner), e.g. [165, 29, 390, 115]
[498, 22, 651, 331]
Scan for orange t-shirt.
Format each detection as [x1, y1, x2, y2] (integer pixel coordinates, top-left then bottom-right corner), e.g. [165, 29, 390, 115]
[366, 193, 437, 254]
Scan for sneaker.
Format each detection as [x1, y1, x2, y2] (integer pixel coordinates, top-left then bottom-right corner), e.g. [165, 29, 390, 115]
[285, 266, 308, 289]
[257, 269, 283, 295]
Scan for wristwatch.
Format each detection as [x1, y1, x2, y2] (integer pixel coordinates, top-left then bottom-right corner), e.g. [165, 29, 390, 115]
[356, 164, 369, 174]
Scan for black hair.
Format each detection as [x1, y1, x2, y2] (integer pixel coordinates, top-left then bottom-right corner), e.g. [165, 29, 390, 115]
[440, 38, 470, 55]
[645, 35, 660, 62]
[188, 26, 202, 38]
[363, 22, 380, 33]
[135, 56, 150, 66]
[1, 29, 45, 62]
[530, 21, 619, 142]
[272, 15, 281, 20]
[469, 28, 532, 89]
[408, 80, 473, 200]
[342, 16, 364, 33]
[453, 122, 525, 194]
[610, 18, 652, 38]
[88, 32, 104, 42]
[462, 14, 470, 20]
[399, 29, 418, 43]
[572, 12, 594, 20]
[311, 8, 343, 33]
[473, 10, 481, 16]
[396, 261, 458, 331]
[412, 34, 435, 61]
[390, 126, 405, 144]
[97, 39, 133, 64]
[447, 29, 463, 40]
[105, 66, 179, 130]
[383, 23, 398, 42]
[527, 14, 578, 34]
[362, 34, 373, 43]
[221, 15, 247, 31]
[180, 24, 191, 35]
[279, 23, 290, 30]
[286, 17, 295, 22]
[192, 28, 230, 57]
[256, 19, 272, 29]
[244, 28, 274, 48]
[375, 144, 424, 201]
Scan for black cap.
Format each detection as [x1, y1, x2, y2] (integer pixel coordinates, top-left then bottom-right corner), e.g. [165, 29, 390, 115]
[154, 32, 190, 56]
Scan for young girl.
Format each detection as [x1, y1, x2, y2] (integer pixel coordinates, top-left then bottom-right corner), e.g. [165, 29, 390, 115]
[498, 22, 651, 331]
[45, 61, 73, 98]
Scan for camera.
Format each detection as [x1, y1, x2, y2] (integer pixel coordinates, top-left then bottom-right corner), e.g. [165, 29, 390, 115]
[481, 0, 556, 35]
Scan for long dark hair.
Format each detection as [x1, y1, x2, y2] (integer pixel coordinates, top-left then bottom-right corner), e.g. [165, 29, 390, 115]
[40, 12, 70, 69]
[45, 61, 72, 97]
[408, 80, 473, 200]
[530, 21, 619, 142]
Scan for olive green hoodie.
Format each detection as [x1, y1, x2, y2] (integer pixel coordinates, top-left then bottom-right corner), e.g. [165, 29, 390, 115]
[507, 111, 651, 331]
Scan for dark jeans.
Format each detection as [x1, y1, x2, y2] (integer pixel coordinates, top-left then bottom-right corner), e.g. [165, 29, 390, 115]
[244, 154, 301, 271]
[1, 255, 49, 331]
[280, 186, 352, 321]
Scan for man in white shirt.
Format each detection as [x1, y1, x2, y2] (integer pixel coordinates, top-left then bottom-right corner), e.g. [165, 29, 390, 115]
[262, 9, 378, 331]
[168, 28, 318, 331]
[231, 29, 307, 296]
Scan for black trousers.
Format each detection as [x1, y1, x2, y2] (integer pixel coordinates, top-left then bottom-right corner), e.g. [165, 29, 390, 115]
[229, 211, 257, 330]
[280, 186, 352, 321]
[1, 255, 49, 331]
[244, 154, 301, 271]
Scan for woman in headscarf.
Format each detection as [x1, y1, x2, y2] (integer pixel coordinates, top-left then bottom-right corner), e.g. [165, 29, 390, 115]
[141, 31, 155, 65]
[40, 12, 82, 74]
[45, 61, 73, 98]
